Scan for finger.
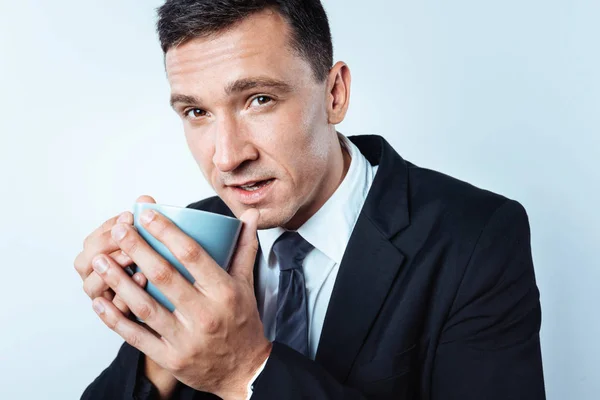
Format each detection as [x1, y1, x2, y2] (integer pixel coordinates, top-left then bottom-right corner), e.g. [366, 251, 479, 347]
[132, 272, 148, 287]
[92, 253, 181, 341]
[102, 290, 115, 302]
[75, 231, 129, 280]
[114, 273, 147, 315]
[137, 208, 229, 292]
[92, 296, 167, 365]
[86, 212, 133, 247]
[111, 249, 133, 266]
[82, 252, 134, 299]
[112, 217, 208, 311]
[112, 294, 129, 315]
[228, 208, 259, 285]
[136, 195, 156, 204]
[85, 215, 119, 245]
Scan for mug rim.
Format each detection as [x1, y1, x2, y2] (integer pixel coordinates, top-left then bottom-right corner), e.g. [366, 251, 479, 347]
[133, 202, 240, 223]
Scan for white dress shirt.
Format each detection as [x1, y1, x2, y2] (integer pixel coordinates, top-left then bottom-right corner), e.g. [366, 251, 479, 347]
[246, 135, 378, 397]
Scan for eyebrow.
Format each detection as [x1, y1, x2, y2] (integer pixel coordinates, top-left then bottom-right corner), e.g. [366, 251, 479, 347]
[169, 77, 293, 109]
[170, 94, 201, 108]
[224, 77, 293, 95]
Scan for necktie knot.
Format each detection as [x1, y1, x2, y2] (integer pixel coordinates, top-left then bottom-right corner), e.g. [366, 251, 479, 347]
[272, 231, 313, 271]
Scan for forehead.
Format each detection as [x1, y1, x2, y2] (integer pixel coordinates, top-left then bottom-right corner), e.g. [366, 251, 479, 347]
[165, 10, 313, 92]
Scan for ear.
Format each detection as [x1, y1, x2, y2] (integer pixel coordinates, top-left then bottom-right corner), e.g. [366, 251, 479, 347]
[326, 61, 352, 125]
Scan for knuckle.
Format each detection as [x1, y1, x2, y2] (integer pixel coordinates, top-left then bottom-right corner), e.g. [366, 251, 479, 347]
[106, 314, 118, 331]
[251, 241, 259, 255]
[82, 280, 93, 298]
[74, 254, 86, 275]
[112, 296, 129, 314]
[151, 263, 173, 285]
[83, 276, 104, 299]
[222, 286, 238, 307]
[246, 237, 259, 255]
[122, 329, 141, 349]
[179, 242, 202, 263]
[199, 312, 221, 334]
[134, 302, 155, 322]
[124, 239, 138, 255]
[166, 354, 187, 373]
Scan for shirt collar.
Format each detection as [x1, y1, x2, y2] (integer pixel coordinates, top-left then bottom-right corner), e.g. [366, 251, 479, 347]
[257, 135, 372, 265]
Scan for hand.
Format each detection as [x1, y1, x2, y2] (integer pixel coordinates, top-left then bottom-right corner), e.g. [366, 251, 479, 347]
[90, 206, 271, 400]
[74, 195, 155, 315]
[75, 195, 178, 396]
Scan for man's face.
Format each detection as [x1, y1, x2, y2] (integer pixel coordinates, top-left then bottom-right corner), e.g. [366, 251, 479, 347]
[166, 10, 341, 229]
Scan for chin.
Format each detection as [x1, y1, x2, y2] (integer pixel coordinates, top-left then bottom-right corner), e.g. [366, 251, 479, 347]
[256, 211, 289, 230]
[255, 206, 297, 230]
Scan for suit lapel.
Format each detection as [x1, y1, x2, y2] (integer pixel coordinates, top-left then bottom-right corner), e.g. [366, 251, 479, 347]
[315, 135, 411, 381]
[315, 214, 405, 381]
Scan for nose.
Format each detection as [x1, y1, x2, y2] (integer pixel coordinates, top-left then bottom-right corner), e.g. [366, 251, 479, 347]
[212, 116, 258, 173]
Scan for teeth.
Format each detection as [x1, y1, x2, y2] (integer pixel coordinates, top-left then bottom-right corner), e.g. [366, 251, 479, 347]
[241, 184, 260, 191]
[240, 180, 270, 191]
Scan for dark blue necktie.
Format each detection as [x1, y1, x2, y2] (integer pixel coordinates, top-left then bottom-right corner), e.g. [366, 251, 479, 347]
[273, 231, 313, 356]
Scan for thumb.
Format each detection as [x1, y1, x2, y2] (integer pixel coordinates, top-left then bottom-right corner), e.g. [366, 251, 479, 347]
[228, 208, 260, 285]
[136, 195, 156, 204]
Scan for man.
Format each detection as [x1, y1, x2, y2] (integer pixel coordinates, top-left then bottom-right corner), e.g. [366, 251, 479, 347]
[74, 0, 546, 399]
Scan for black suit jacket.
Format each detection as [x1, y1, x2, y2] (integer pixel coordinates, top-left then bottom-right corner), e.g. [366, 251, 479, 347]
[82, 135, 545, 399]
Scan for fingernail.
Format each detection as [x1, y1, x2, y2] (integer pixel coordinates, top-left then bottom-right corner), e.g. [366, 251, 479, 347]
[93, 256, 109, 274]
[117, 212, 129, 224]
[93, 301, 105, 314]
[133, 274, 142, 284]
[140, 209, 155, 225]
[112, 224, 127, 241]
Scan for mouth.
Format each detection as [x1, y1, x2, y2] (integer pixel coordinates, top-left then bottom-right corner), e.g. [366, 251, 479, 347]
[233, 178, 275, 192]
[228, 178, 276, 205]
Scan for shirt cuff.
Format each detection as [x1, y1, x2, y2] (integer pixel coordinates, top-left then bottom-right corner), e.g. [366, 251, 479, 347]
[245, 356, 269, 400]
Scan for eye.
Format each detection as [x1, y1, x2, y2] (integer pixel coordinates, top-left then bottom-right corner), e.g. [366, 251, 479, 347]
[250, 95, 273, 107]
[184, 108, 207, 119]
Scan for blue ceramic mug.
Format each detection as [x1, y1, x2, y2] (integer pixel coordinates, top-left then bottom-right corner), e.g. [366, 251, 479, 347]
[129, 202, 242, 313]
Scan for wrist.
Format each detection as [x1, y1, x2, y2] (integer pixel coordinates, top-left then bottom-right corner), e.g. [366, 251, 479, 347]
[144, 356, 178, 399]
[218, 341, 272, 400]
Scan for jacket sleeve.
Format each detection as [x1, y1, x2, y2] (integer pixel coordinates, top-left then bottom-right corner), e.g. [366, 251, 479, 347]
[250, 343, 371, 400]
[80, 341, 154, 399]
[431, 200, 546, 399]
[81, 341, 221, 400]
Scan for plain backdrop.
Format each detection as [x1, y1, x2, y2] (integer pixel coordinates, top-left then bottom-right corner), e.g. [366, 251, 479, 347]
[1, 0, 598, 399]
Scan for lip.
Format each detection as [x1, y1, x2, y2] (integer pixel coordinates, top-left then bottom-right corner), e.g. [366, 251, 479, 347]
[228, 179, 275, 206]
[227, 178, 270, 188]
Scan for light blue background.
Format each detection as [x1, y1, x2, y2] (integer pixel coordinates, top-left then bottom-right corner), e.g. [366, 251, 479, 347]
[0, 1, 597, 398]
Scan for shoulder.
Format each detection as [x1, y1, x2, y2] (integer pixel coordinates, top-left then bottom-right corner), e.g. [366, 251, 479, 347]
[402, 162, 530, 248]
[397, 162, 534, 303]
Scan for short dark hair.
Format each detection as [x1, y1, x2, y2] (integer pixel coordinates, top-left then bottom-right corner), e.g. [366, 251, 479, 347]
[156, 0, 333, 82]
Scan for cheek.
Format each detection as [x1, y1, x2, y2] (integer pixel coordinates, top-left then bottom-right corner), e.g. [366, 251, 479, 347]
[185, 130, 215, 180]
[289, 99, 330, 169]
[260, 97, 328, 184]
[270, 99, 324, 152]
